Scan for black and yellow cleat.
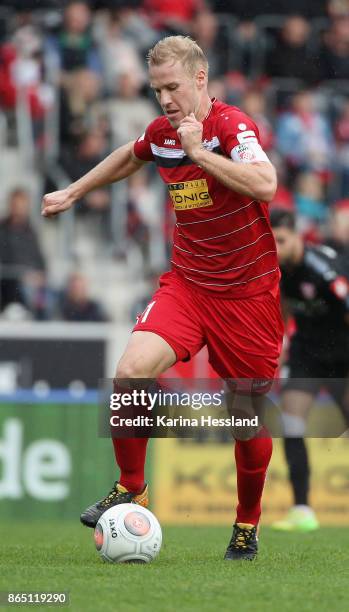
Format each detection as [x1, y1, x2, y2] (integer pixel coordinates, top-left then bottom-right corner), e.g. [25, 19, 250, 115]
[80, 482, 149, 528]
[224, 523, 258, 561]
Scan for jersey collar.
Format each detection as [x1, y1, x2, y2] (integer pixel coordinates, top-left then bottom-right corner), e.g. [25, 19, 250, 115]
[203, 97, 216, 122]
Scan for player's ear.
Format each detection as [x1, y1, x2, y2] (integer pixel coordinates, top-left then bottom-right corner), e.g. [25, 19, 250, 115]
[196, 69, 206, 90]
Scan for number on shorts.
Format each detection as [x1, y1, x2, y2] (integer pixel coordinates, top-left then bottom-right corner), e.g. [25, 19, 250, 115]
[140, 301, 156, 323]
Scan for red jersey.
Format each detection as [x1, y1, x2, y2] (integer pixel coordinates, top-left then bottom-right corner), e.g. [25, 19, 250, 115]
[134, 98, 280, 298]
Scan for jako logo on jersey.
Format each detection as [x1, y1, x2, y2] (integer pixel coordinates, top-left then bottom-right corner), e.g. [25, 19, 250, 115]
[164, 139, 176, 145]
[168, 179, 213, 210]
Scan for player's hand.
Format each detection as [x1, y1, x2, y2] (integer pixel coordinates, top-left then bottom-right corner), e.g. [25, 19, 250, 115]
[177, 113, 203, 159]
[41, 188, 75, 218]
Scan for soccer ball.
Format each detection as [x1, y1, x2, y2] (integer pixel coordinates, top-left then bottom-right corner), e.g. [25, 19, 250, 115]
[94, 504, 162, 563]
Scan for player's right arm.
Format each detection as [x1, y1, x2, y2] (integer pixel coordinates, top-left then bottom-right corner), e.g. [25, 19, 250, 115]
[42, 141, 147, 217]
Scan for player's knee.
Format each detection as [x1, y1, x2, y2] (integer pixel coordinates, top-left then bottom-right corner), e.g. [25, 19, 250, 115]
[232, 425, 260, 441]
[116, 356, 155, 379]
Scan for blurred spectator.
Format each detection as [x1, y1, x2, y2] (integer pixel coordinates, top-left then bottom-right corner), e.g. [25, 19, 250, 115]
[0, 25, 53, 135]
[294, 171, 328, 225]
[212, 0, 326, 18]
[335, 99, 349, 196]
[265, 16, 320, 84]
[318, 13, 349, 80]
[112, 5, 159, 54]
[143, 0, 206, 34]
[207, 77, 227, 102]
[127, 199, 150, 262]
[190, 10, 229, 78]
[59, 68, 102, 146]
[94, 10, 146, 95]
[269, 153, 295, 210]
[45, 1, 102, 74]
[59, 272, 108, 322]
[127, 169, 159, 229]
[327, 0, 349, 19]
[270, 183, 295, 211]
[130, 269, 161, 322]
[60, 128, 111, 214]
[335, 99, 349, 143]
[241, 89, 274, 150]
[0, 189, 51, 319]
[326, 199, 349, 254]
[126, 170, 161, 263]
[276, 90, 334, 176]
[229, 20, 267, 79]
[93, 70, 157, 146]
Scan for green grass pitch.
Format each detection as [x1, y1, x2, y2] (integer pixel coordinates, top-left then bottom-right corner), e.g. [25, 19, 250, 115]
[0, 522, 348, 612]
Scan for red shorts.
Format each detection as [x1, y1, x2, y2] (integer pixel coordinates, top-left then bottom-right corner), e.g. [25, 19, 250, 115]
[133, 271, 283, 381]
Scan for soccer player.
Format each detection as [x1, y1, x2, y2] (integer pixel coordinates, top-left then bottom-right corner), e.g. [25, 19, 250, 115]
[270, 209, 349, 531]
[42, 36, 283, 560]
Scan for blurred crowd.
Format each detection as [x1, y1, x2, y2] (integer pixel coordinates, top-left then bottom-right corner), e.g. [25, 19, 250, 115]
[0, 0, 349, 320]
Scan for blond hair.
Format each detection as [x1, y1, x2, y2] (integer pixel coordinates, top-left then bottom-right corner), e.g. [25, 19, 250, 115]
[147, 36, 209, 77]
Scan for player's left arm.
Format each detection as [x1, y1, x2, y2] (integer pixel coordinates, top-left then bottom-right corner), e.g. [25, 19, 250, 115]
[177, 113, 277, 202]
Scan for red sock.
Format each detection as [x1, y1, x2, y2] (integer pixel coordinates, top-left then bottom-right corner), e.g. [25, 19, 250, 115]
[112, 379, 148, 493]
[234, 428, 272, 525]
[111, 380, 149, 492]
[112, 438, 148, 493]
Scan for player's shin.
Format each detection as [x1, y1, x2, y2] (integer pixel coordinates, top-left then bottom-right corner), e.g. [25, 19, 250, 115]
[111, 380, 150, 493]
[284, 437, 310, 506]
[112, 438, 148, 493]
[234, 427, 273, 526]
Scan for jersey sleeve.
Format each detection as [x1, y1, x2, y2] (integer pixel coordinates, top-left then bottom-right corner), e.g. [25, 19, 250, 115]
[133, 126, 154, 162]
[217, 111, 271, 164]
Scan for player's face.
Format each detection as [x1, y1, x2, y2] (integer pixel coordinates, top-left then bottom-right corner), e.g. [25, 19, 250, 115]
[149, 60, 202, 129]
[272, 227, 299, 265]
